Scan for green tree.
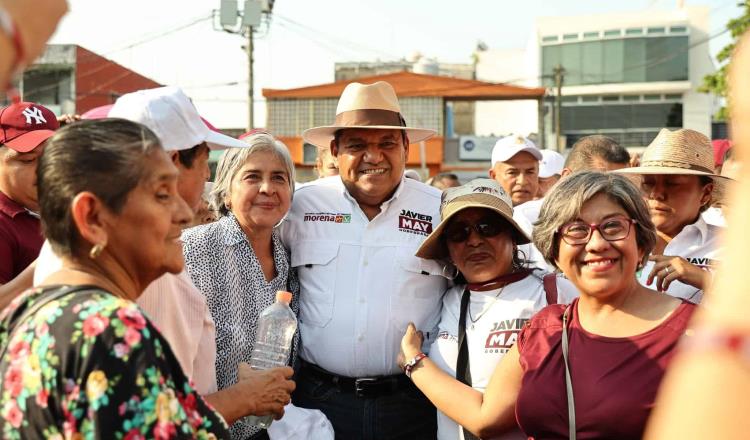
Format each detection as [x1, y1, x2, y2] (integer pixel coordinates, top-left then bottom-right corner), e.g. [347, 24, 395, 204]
[701, 1, 750, 121]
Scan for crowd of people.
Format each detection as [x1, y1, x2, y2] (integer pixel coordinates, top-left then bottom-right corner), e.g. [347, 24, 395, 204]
[0, 2, 749, 439]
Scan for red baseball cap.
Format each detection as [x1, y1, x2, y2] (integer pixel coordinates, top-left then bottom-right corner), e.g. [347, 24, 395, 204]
[0, 102, 60, 153]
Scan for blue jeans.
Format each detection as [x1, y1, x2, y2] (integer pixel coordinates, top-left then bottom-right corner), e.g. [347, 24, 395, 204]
[292, 367, 437, 440]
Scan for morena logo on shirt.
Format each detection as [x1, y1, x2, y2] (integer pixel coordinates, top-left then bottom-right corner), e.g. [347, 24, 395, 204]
[303, 212, 352, 223]
[398, 209, 433, 236]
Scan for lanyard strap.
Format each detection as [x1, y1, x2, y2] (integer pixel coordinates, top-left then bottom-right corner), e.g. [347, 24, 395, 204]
[561, 305, 577, 440]
[456, 288, 479, 440]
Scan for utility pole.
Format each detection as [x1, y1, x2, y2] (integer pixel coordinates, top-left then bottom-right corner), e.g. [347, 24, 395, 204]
[216, 0, 270, 131]
[553, 64, 565, 152]
[246, 27, 254, 130]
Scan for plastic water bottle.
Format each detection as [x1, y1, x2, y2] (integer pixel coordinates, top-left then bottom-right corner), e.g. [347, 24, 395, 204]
[243, 290, 297, 429]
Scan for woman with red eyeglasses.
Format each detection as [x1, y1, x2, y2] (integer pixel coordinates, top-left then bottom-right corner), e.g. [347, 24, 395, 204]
[398, 178, 578, 440]
[400, 172, 697, 440]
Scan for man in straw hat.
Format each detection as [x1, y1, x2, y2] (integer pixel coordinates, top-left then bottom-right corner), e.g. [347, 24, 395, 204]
[279, 81, 446, 438]
[613, 128, 730, 304]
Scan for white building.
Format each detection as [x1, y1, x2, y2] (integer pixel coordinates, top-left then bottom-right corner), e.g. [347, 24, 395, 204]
[475, 5, 714, 149]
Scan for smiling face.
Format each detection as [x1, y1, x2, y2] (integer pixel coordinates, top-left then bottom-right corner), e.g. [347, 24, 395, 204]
[226, 150, 292, 232]
[0, 143, 45, 211]
[489, 152, 540, 206]
[555, 193, 644, 298]
[640, 174, 712, 238]
[331, 128, 408, 208]
[445, 208, 515, 284]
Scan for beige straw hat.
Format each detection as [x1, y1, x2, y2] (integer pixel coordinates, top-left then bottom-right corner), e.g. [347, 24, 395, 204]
[302, 81, 436, 148]
[613, 128, 731, 201]
[415, 178, 530, 260]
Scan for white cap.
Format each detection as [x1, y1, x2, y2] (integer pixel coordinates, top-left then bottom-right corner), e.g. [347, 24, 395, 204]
[109, 86, 248, 151]
[539, 149, 565, 178]
[491, 134, 542, 165]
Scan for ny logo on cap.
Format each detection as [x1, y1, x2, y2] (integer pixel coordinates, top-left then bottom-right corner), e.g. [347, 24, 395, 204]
[22, 107, 47, 125]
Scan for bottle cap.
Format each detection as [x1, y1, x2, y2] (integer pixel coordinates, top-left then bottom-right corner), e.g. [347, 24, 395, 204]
[276, 290, 292, 304]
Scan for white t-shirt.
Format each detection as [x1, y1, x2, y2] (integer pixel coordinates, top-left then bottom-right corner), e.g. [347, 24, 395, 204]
[429, 271, 579, 440]
[638, 216, 723, 304]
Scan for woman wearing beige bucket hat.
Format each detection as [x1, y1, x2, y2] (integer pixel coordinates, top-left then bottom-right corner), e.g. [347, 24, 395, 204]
[613, 128, 730, 303]
[398, 178, 578, 440]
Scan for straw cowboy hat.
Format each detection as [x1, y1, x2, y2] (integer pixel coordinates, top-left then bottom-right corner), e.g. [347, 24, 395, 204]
[614, 128, 731, 201]
[302, 81, 436, 148]
[416, 178, 530, 260]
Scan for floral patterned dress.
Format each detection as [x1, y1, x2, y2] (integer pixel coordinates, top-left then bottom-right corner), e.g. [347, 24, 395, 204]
[0, 286, 230, 439]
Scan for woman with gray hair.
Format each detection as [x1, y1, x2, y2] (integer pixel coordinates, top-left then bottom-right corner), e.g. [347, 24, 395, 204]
[182, 132, 299, 440]
[400, 171, 696, 440]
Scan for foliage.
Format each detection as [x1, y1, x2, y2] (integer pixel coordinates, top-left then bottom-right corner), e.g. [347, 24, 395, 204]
[700, 2, 750, 121]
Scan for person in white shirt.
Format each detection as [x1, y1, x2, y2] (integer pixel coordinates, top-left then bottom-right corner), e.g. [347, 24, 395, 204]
[32, 86, 294, 426]
[614, 128, 732, 303]
[514, 135, 631, 271]
[488, 135, 541, 207]
[279, 81, 448, 439]
[398, 179, 578, 440]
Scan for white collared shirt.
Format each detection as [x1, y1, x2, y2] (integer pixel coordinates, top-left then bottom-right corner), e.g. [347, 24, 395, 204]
[638, 216, 723, 303]
[278, 176, 448, 377]
[430, 273, 578, 440]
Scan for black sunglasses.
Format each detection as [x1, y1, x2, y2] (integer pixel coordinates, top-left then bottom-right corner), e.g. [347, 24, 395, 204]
[444, 216, 507, 243]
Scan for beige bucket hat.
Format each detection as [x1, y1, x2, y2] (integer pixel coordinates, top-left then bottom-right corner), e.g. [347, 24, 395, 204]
[302, 81, 436, 148]
[415, 178, 530, 260]
[613, 128, 731, 201]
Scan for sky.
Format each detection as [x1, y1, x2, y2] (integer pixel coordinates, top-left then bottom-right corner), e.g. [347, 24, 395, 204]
[48, 0, 743, 128]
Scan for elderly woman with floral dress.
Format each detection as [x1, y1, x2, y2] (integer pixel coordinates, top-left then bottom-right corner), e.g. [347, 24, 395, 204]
[0, 119, 230, 438]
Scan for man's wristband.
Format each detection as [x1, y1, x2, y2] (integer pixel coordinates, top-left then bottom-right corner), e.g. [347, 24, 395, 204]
[403, 352, 428, 378]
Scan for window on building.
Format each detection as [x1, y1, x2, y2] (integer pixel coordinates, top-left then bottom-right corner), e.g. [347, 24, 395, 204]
[542, 36, 689, 86]
[302, 143, 318, 164]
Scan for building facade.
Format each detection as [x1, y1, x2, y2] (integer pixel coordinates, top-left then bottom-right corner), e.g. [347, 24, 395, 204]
[15, 44, 161, 116]
[476, 5, 714, 149]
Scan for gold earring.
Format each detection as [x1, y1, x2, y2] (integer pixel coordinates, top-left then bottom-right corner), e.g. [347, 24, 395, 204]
[89, 243, 106, 259]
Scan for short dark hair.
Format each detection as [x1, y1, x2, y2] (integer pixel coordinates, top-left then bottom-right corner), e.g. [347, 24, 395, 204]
[38, 118, 162, 257]
[177, 142, 209, 168]
[565, 135, 630, 172]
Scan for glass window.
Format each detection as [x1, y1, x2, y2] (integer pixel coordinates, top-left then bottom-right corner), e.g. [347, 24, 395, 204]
[623, 38, 646, 82]
[602, 95, 620, 102]
[604, 29, 621, 37]
[581, 95, 599, 102]
[623, 95, 641, 102]
[542, 45, 562, 87]
[542, 35, 559, 43]
[602, 39, 624, 83]
[541, 36, 689, 86]
[646, 36, 689, 81]
[563, 33, 578, 41]
[303, 143, 318, 164]
[665, 93, 682, 100]
[562, 96, 579, 103]
[670, 26, 687, 33]
[583, 31, 599, 39]
[647, 27, 666, 34]
[643, 94, 662, 101]
[625, 28, 644, 36]
[581, 41, 603, 84]
[561, 43, 582, 85]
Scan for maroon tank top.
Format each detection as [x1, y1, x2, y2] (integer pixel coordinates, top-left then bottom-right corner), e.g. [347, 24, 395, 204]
[515, 298, 696, 440]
